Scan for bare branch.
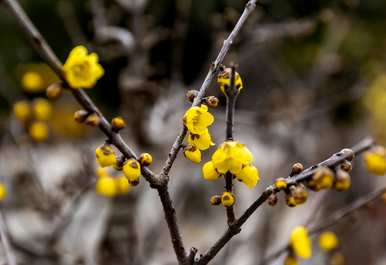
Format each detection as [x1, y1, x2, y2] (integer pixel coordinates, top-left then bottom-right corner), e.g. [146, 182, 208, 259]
[195, 138, 374, 265]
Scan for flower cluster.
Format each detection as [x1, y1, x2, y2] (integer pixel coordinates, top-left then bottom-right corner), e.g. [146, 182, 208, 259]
[95, 141, 153, 197]
[13, 97, 53, 142]
[63, 45, 104, 89]
[202, 141, 260, 188]
[183, 104, 215, 163]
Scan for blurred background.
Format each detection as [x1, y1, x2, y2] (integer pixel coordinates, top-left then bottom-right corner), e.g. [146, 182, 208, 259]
[0, 0, 386, 264]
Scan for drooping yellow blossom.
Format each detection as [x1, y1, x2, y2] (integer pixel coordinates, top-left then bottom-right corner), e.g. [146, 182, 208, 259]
[237, 165, 260, 188]
[202, 161, 221, 181]
[0, 182, 7, 201]
[116, 176, 131, 194]
[334, 169, 351, 191]
[221, 191, 235, 207]
[284, 255, 298, 265]
[217, 68, 244, 94]
[32, 98, 52, 121]
[139, 153, 153, 166]
[13, 100, 31, 122]
[188, 129, 215, 151]
[211, 141, 253, 175]
[123, 159, 141, 185]
[184, 146, 201, 163]
[96, 144, 117, 168]
[290, 226, 312, 259]
[96, 176, 117, 198]
[29, 121, 49, 142]
[363, 146, 386, 176]
[63, 45, 104, 89]
[183, 104, 214, 134]
[318, 231, 339, 251]
[22, 71, 44, 92]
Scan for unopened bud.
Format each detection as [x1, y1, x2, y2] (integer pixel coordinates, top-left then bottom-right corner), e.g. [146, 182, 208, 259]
[210, 195, 222, 206]
[85, 113, 100, 126]
[74, 110, 89, 123]
[268, 193, 278, 206]
[291, 162, 304, 176]
[186, 90, 198, 103]
[46, 82, 63, 99]
[205, 96, 219, 108]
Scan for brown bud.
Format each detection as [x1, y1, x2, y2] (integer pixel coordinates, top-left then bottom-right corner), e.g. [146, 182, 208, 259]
[85, 113, 100, 126]
[341, 148, 354, 161]
[268, 193, 278, 206]
[340, 160, 352, 172]
[291, 184, 308, 205]
[186, 90, 198, 103]
[210, 195, 222, 206]
[111, 116, 126, 131]
[46, 82, 63, 99]
[139, 153, 153, 166]
[129, 179, 140, 186]
[291, 162, 304, 176]
[74, 110, 89, 123]
[205, 96, 219, 108]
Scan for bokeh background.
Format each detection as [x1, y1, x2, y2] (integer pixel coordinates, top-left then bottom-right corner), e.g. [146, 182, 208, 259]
[0, 0, 386, 264]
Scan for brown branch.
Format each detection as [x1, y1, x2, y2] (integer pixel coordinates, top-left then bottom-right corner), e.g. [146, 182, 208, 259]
[159, 0, 260, 182]
[263, 186, 386, 264]
[0, 210, 17, 265]
[195, 138, 375, 265]
[1, 0, 188, 263]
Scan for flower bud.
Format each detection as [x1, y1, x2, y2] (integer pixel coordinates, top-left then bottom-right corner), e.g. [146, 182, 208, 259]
[267, 193, 278, 206]
[29, 121, 49, 142]
[291, 162, 304, 176]
[46, 82, 63, 99]
[139, 153, 153, 166]
[123, 158, 141, 185]
[221, 191, 235, 207]
[111, 116, 126, 131]
[183, 145, 201, 163]
[186, 90, 198, 103]
[363, 146, 386, 176]
[85, 113, 100, 126]
[334, 169, 351, 191]
[210, 195, 222, 206]
[13, 100, 31, 122]
[205, 96, 219, 108]
[275, 178, 287, 190]
[96, 144, 117, 168]
[341, 148, 354, 161]
[340, 160, 352, 172]
[96, 176, 117, 198]
[74, 110, 89, 123]
[291, 184, 308, 205]
[307, 167, 334, 191]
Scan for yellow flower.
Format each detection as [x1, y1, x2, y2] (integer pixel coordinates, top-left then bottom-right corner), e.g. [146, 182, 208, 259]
[202, 161, 221, 181]
[29, 121, 49, 142]
[183, 104, 214, 134]
[318, 231, 339, 251]
[22, 71, 44, 92]
[63, 45, 104, 89]
[96, 176, 117, 198]
[32, 98, 52, 121]
[0, 182, 7, 201]
[217, 68, 243, 94]
[363, 147, 386, 176]
[188, 129, 215, 151]
[13, 100, 31, 122]
[211, 141, 253, 175]
[290, 226, 312, 259]
[236, 165, 260, 188]
[184, 146, 202, 163]
[334, 170, 351, 191]
[307, 167, 334, 191]
[221, 191, 235, 207]
[96, 145, 117, 168]
[284, 255, 298, 265]
[123, 159, 141, 185]
[116, 176, 131, 194]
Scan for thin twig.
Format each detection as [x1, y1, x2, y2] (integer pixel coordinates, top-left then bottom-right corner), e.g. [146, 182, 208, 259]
[159, 0, 260, 182]
[0, 210, 17, 265]
[195, 138, 374, 265]
[263, 186, 386, 264]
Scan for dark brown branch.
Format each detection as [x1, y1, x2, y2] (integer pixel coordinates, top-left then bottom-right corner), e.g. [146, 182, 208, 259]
[195, 138, 375, 265]
[159, 0, 260, 182]
[263, 186, 386, 264]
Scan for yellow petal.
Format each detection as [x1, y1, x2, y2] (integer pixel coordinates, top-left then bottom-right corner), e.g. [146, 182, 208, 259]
[290, 226, 312, 259]
[237, 165, 260, 188]
[202, 161, 221, 181]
